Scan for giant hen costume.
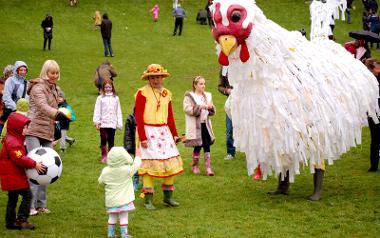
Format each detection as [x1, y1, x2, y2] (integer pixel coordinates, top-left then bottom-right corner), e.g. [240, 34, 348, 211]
[209, 0, 379, 192]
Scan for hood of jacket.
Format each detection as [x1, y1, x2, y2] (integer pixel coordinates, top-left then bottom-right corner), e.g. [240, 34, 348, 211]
[13, 61, 28, 80]
[6, 113, 30, 140]
[107, 147, 133, 168]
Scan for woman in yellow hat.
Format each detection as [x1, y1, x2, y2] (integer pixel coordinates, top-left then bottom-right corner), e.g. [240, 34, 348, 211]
[135, 64, 183, 210]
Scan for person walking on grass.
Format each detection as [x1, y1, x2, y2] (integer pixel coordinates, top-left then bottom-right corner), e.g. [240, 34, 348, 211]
[98, 147, 141, 238]
[26, 59, 71, 216]
[93, 79, 123, 163]
[135, 64, 183, 210]
[183, 76, 216, 176]
[41, 14, 53, 51]
[0, 113, 46, 230]
[150, 4, 160, 22]
[172, 4, 186, 36]
[101, 13, 114, 57]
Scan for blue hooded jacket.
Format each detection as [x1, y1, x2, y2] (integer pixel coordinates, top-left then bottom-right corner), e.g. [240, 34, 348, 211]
[3, 61, 29, 111]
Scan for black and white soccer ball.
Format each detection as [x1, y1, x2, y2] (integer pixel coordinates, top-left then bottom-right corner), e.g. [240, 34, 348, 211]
[26, 147, 63, 185]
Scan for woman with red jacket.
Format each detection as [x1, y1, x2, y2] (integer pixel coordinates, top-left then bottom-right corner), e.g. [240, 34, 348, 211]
[0, 113, 45, 230]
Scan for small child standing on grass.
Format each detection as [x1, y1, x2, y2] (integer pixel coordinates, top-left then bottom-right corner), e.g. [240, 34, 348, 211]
[150, 4, 160, 22]
[57, 90, 76, 152]
[0, 113, 45, 230]
[123, 107, 139, 191]
[93, 79, 123, 163]
[183, 76, 216, 176]
[94, 11, 102, 30]
[98, 147, 141, 238]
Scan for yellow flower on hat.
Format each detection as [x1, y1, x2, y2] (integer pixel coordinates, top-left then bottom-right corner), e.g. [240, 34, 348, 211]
[141, 64, 171, 80]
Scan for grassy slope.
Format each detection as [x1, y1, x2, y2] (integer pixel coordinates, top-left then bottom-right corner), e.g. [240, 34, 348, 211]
[0, 0, 379, 237]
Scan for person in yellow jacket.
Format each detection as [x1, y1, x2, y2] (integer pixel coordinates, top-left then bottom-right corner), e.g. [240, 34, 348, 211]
[98, 147, 141, 238]
[135, 64, 183, 210]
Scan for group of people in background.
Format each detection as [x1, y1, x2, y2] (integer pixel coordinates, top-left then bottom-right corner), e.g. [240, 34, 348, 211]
[0, 59, 73, 230]
[93, 63, 218, 237]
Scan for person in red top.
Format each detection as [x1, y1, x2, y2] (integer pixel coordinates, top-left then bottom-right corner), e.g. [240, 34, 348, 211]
[0, 113, 45, 230]
[135, 64, 184, 210]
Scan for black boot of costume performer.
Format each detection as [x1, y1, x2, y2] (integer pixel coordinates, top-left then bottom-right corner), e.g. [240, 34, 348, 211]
[268, 171, 290, 195]
[308, 169, 324, 201]
[144, 193, 156, 210]
[163, 190, 179, 207]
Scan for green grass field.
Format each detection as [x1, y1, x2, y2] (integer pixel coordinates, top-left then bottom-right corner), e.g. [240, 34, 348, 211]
[0, 0, 379, 237]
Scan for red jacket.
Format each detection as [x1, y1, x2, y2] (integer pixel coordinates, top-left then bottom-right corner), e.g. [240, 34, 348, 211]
[0, 113, 36, 191]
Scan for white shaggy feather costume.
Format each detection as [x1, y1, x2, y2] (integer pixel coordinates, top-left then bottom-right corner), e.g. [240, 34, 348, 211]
[210, 0, 379, 182]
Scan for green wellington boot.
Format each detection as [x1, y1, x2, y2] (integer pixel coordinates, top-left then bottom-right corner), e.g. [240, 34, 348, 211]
[163, 190, 179, 207]
[268, 171, 290, 195]
[144, 193, 156, 210]
[308, 169, 324, 201]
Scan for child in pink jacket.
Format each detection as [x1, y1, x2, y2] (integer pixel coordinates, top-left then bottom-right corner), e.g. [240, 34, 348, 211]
[150, 4, 160, 22]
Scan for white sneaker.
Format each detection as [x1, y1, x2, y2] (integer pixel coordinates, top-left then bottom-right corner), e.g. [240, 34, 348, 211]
[29, 209, 38, 216]
[224, 154, 234, 160]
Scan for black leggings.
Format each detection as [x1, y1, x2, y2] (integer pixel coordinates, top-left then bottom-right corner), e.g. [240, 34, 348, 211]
[99, 128, 115, 149]
[193, 144, 210, 154]
[193, 123, 212, 153]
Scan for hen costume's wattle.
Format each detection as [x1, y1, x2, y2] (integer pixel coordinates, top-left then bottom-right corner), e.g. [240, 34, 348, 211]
[210, 0, 379, 181]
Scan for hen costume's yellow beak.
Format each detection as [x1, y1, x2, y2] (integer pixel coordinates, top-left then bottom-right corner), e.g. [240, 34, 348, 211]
[218, 35, 238, 56]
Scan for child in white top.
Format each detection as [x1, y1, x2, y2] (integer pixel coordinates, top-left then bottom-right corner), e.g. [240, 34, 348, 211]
[98, 147, 141, 238]
[93, 79, 123, 163]
[183, 76, 216, 176]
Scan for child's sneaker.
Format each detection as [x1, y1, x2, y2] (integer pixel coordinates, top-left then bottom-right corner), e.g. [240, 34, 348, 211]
[37, 207, 51, 214]
[66, 138, 76, 146]
[224, 154, 234, 160]
[29, 208, 38, 216]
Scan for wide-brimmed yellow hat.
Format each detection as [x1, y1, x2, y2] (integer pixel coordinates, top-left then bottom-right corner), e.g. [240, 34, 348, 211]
[141, 64, 170, 80]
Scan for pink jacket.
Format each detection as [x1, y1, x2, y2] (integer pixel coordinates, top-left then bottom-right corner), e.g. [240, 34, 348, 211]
[151, 5, 159, 19]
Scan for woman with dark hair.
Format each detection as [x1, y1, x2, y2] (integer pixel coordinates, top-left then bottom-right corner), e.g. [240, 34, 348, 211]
[41, 15, 53, 50]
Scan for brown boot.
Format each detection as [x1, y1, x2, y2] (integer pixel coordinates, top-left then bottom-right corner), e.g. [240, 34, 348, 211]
[15, 219, 35, 230]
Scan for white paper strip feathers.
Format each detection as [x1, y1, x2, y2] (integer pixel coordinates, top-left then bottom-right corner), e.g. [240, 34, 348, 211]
[211, 0, 379, 182]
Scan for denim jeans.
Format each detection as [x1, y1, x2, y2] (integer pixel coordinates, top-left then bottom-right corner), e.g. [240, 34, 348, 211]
[226, 114, 235, 156]
[103, 38, 113, 56]
[25, 136, 52, 209]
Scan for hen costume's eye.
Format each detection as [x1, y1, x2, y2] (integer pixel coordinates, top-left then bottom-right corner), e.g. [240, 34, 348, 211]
[231, 11, 241, 22]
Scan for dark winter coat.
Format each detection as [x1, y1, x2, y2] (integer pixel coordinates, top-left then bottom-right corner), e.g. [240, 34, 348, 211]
[123, 112, 136, 155]
[41, 15, 53, 39]
[101, 17, 112, 39]
[0, 113, 36, 191]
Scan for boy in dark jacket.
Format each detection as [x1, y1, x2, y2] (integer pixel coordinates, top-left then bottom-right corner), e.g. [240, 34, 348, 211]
[0, 113, 45, 230]
[123, 108, 139, 191]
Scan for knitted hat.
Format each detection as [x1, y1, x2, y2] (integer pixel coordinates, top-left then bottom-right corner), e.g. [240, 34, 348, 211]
[16, 98, 29, 115]
[141, 64, 170, 80]
[107, 147, 133, 167]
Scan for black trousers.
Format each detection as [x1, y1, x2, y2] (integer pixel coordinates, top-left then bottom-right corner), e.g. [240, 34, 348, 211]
[368, 117, 380, 170]
[6, 188, 32, 226]
[173, 18, 183, 35]
[43, 37, 52, 50]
